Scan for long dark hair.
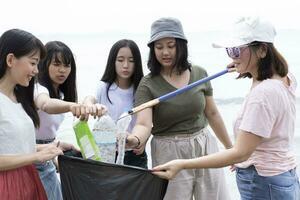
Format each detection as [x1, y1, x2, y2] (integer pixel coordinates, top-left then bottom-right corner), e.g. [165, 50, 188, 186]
[0, 29, 46, 128]
[101, 39, 144, 103]
[147, 38, 191, 76]
[38, 41, 77, 102]
[238, 41, 288, 80]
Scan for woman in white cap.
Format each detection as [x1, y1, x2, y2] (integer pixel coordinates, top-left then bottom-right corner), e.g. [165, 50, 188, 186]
[152, 17, 300, 200]
[126, 17, 232, 200]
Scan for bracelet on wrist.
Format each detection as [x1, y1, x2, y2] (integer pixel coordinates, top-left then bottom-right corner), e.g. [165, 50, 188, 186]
[133, 135, 141, 148]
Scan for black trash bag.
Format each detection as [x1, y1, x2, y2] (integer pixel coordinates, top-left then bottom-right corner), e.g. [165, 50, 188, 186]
[58, 154, 168, 200]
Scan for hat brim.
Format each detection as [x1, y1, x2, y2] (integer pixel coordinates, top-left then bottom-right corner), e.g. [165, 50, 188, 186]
[212, 38, 249, 48]
[147, 31, 187, 46]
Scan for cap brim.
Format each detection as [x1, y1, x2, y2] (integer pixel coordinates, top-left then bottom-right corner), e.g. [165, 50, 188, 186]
[212, 38, 248, 48]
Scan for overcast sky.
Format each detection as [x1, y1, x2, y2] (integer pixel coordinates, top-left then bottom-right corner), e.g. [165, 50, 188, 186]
[1, 0, 300, 34]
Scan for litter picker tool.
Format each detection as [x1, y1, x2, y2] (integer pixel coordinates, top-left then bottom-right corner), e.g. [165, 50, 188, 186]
[118, 67, 236, 121]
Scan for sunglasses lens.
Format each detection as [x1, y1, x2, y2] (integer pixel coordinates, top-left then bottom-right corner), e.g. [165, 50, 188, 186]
[226, 47, 240, 58]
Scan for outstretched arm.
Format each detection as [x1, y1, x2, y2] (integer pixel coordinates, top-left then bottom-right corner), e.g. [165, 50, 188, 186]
[35, 93, 77, 114]
[152, 131, 262, 180]
[35, 93, 106, 120]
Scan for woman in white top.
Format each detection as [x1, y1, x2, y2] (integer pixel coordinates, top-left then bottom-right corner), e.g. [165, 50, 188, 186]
[35, 41, 105, 200]
[0, 29, 64, 200]
[84, 39, 147, 168]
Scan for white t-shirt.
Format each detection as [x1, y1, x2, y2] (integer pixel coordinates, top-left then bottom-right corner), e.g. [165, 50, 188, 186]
[95, 81, 136, 132]
[0, 92, 36, 154]
[234, 73, 297, 176]
[34, 84, 65, 140]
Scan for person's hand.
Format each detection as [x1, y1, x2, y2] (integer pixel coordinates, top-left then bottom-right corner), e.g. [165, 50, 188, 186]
[35, 143, 63, 163]
[151, 159, 185, 180]
[229, 164, 236, 172]
[70, 103, 107, 121]
[132, 143, 146, 155]
[52, 141, 79, 172]
[70, 103, 88, 120]
[227, 62, 237, 72]
[86, 103, 107, 119]
[55, 141, 80, 152]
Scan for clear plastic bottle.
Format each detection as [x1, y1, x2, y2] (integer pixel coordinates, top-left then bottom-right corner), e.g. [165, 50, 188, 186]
[116, 113, 132, 165]
[92, 114, 117, 163]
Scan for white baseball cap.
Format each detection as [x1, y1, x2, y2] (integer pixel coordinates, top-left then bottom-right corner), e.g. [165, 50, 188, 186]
[213, 16, 276, 48]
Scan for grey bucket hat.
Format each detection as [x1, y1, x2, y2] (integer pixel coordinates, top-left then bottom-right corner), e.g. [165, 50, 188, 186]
[147, 17, 187, 46]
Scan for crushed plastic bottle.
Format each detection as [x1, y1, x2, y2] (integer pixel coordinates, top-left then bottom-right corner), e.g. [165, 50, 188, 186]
[93, 114, 117, 163]
[115, 112, 132, 165]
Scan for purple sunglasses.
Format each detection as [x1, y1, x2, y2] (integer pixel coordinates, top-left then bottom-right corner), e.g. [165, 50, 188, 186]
[225, 45, 248, 59]
[226, 43, 258, 59]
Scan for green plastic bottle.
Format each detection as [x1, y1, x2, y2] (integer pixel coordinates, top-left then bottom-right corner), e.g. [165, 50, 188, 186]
[73, 120, 101, 161]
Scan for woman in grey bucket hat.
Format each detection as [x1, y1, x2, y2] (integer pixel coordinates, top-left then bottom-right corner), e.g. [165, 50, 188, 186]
[127, 17, 231, 200]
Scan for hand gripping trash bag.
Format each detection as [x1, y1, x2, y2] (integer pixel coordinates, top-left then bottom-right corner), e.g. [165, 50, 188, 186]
[58, 154, 168, 200]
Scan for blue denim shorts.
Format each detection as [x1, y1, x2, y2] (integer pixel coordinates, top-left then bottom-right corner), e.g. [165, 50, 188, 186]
[35, 161, 63, 200]
[236, 165, 300, 200]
